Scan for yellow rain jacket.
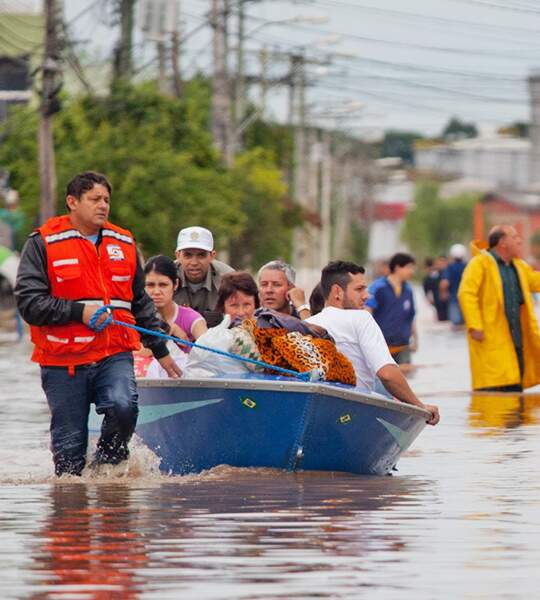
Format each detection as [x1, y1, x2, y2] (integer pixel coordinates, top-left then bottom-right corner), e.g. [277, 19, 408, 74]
[458, 241, 540, 390]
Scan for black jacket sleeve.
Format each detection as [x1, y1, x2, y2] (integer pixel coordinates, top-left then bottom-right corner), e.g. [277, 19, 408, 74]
[14, 233, 85, 326]
[130, 260, 169, 359]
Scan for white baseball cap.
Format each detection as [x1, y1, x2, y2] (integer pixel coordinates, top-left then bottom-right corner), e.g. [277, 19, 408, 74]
[449, 243, 467, 259]
[176, 226, 214, 252]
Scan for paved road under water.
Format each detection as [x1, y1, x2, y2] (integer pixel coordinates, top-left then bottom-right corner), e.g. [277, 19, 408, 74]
[1, 301, 540, 599]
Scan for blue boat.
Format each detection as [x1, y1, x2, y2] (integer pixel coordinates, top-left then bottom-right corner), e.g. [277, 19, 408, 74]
[91, 375, 429, 476]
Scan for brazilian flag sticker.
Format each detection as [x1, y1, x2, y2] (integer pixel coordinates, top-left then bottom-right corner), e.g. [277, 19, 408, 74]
[242, 397, 257, 409]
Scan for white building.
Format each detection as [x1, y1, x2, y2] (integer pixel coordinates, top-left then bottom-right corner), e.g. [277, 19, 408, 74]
[415, 73, 540, 193]
[415, 136, 530, 191]
[367, 170, 414, 262]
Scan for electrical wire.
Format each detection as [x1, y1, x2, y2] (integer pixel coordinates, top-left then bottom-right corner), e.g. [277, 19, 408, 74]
[309, 0, 540, 37]
[243, 15, 540, 59]
[323, 71, 527, 105]
[447, 0, 540, 15]
[246, 30, 526, 84]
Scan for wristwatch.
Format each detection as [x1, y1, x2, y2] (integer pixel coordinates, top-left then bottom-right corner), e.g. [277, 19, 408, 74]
[296, 303, 311, 314]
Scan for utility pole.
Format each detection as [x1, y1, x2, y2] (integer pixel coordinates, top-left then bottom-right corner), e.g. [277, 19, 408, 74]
[211, 0, 233, 166]
[320, 128, 332, 266]
[291, 51, 317, 280]
[287, 55, 296, 194]
[157, 40, 168, 94]
[234, 0, 246, 140]
[171, 28, 183, 98]
[258, 45, 268, 117]
[332, 142, 352, 260]
[38, 0, 63, 225]
[291, 53, 305, 205]
[112, 0, 135, 86]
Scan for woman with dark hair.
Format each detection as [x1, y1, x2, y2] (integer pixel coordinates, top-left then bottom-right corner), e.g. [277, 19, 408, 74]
[144, 255, 208, 347]
[135, 255, 207, 377]
[215, 272, 259, 321]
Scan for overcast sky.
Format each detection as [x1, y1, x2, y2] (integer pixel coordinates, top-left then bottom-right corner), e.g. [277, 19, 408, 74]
[12, 0, 540, 138]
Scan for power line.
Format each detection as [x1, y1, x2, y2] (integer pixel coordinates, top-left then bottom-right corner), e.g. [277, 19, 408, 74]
[245, 17, 540, 59]
[309, 0, 540, 36]
[324, 70, 527, 105]
[335, 54, 523, 84]
[248, 28, 526, 83]
[447, 0, 540, 14]
[313, 80, 512, 118]
[65, 0, 104, 28]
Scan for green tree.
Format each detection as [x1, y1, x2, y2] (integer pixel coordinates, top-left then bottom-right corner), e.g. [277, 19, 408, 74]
[0, 82, 296, 265]
[243, 118, 294, 172]
[498, 121, 529, 138]
[349, 222, 369, 264]
[229, 148, 299, 269]
[380, 130, 424, 164]
[442, 117, 478, 141]
[401, 180, 477, 258]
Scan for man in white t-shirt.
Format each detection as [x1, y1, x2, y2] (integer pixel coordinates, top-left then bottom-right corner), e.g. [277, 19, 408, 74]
[306, 260, 439, 425]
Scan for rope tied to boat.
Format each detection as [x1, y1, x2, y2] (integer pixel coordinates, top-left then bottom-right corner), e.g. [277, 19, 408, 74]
[88, 305, 317, 382]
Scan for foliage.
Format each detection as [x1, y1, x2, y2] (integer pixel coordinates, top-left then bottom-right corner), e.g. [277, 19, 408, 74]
[401, 180, 478, 258]
[243, 118, 294, 173]
[380, 130, 424, 164]
[228, 148, 299, 269]
[498, 121, 529, 138]
[0, 81, 294, 265]
[442, 117, 478, 141]
[349, 222, 369, 264]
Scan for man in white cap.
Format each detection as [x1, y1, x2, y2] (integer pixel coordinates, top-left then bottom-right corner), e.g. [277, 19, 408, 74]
[440, 243, 467, 327]
[173, 226, 234, 320]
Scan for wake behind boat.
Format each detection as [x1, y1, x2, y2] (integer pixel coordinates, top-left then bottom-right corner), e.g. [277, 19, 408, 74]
[91, 374, 430, 476]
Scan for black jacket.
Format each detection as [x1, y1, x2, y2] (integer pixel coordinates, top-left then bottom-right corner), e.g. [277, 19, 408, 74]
[15, 230, 169, 359]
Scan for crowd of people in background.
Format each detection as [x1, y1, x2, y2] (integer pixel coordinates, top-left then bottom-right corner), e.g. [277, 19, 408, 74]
[422, 244, 467, 328]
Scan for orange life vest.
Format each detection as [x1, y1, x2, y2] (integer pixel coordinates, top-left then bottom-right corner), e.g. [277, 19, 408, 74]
[30, 215, 141, 367]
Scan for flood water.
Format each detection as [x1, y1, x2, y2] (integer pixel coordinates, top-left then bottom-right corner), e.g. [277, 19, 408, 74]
[1, 299, 540, 599]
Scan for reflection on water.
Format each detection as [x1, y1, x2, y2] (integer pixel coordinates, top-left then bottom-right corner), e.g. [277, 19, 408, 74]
[2, 310, 540, 597]
[30, 485, 146, 598]
[469, 394, 540, 432]
[17, 473, 433, 599]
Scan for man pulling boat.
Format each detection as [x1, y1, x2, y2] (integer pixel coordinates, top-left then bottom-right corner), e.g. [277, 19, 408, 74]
[15, 171, 181, 477]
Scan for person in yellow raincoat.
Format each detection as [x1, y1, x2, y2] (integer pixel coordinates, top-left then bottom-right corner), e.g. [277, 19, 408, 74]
[458, 225, 540, 391]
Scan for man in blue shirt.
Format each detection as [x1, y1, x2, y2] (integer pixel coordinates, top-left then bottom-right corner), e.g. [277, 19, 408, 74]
[366, 253, 417, 365]
[440, 243, 467, 326]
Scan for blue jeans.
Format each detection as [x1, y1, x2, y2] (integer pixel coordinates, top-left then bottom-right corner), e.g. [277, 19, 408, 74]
[448, 299, 464, 326]
[41, 352, 139, 476]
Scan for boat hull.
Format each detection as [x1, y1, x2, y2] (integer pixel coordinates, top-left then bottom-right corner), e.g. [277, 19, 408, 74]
[100, 377, 429, 476]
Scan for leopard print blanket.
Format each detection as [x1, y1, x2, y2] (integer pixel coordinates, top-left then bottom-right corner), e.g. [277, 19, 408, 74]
[234, 319, 356, 386]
